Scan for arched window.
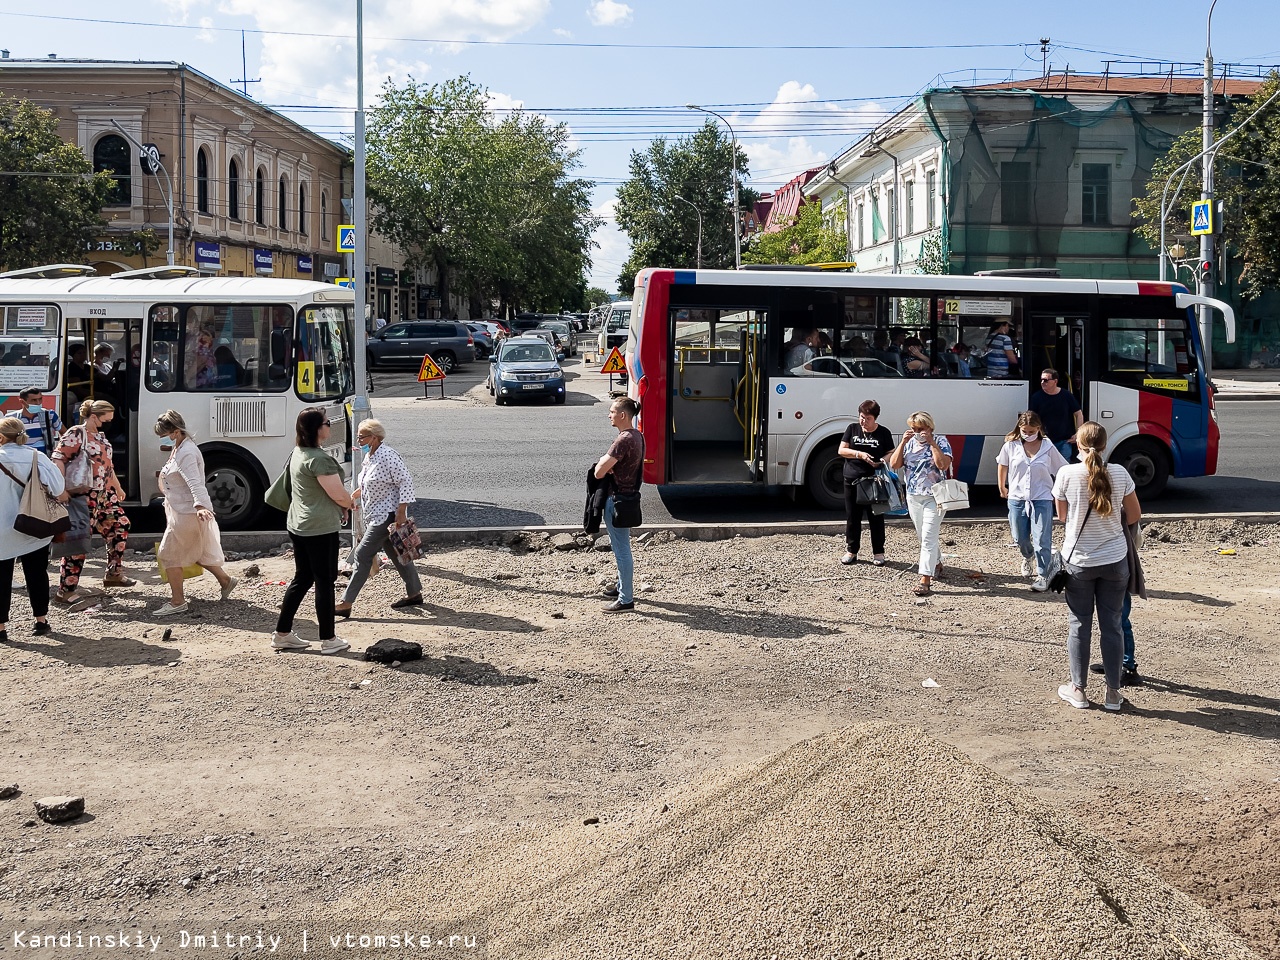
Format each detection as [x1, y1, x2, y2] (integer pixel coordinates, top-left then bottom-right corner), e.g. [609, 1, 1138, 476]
[228, 158, 240, 220]
[278, 175, 288, 230]
[298, 184, 307, 235]
[93, 134, 131, 206]
[255, 167, 266, 225]
[196, 148, 211, 214]
[320, 193, 328, 240]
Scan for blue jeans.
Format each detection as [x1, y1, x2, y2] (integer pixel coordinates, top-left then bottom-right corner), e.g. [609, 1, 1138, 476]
[603, 496, 634, 604]
[1055, 440, 1074, 462]
[1122, 592, 1136, 669]
[1007, 498, 1054, 575]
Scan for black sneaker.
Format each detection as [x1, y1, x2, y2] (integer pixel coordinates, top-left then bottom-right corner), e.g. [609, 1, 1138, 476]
[1089, 663, 1105, 675]
[1122, 666, 1141, 687]
[602, 600, 634, 613]
[601, 586, 619, 599]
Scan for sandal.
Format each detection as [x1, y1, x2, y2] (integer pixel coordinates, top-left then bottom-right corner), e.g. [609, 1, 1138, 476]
[840, 552, 857, 566]
[102, 575, 138, 588]
[912, 582, 932, 597]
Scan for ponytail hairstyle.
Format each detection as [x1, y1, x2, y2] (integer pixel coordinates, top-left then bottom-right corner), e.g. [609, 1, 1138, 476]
[612, 396, 641, 419]
[1004, 410, 1045, 443]
[1076, 421, 1114, 517]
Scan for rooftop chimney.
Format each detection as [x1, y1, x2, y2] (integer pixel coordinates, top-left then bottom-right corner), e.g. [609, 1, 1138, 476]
[47, 53, 56, 60]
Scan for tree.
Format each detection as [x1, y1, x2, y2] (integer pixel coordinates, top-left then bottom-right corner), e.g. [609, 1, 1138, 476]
[614, 120, 752, 293]
[1133, 72, 1280, 299]
[366, 76, 598, 314]
[0, 97, 112, 270]
[585, 286, 612, 307]
[742, 200, 847, 266]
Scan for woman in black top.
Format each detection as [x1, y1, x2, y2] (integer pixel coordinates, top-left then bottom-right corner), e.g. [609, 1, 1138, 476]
[838, 399, 895, 566]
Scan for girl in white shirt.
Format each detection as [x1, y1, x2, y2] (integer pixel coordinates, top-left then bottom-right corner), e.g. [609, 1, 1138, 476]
[1051, 421, 1142, 713]
[995, 411, 1067, 592]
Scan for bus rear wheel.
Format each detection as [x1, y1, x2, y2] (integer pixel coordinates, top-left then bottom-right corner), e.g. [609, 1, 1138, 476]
[1111, 438, 1170, 499]
[205, 456, 265, 530]
[805, 440, 845, 512]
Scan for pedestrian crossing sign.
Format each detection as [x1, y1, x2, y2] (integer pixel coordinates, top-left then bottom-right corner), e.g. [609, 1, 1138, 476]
[1191, 201, 1213, 236]
[417, 353, 445, 382]
[600, 346, 626, 374]
[336, 224, 356, 253]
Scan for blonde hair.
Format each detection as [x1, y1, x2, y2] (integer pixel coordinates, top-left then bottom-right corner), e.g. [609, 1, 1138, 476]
[1076, 421, 1114, 517]
[79, 398, 115, 422]
[907, 410, 934, 431]
[0, 416, 28, 445]
[154, 409, 188, 437]
[356, 418, 386, 440]
[1005, 411, 1045, 443]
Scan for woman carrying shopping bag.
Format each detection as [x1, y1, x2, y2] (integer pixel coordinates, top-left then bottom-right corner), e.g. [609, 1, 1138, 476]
[152, 410, 238, 617]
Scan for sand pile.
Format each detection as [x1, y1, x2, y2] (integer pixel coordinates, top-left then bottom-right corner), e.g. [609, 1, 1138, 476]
[323, 726, 1257, 959]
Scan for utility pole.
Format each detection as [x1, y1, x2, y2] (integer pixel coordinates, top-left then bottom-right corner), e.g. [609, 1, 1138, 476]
[1040, 38, 1051, 79]
[1200, 0, 1220, 372]
[686, 105, 741, 269]
[351, 0, 371, 482]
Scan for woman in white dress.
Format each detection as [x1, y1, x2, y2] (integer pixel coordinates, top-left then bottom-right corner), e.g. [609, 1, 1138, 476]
[153, 410, 237, 617]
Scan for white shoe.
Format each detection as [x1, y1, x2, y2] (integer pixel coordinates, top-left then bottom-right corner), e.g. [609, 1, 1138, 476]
[1031, 575, 1049, 593]
[271, 632, 311, 651]
[1020, 557, 1033, 577]
[154, 601, 188, 618]
[320, 637, 350, 655]
[220, 577, 239, 601]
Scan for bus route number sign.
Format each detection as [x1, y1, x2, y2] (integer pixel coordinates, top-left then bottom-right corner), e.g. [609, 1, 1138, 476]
[945, 299, 1012, 316]
[296, 361, 315, 393]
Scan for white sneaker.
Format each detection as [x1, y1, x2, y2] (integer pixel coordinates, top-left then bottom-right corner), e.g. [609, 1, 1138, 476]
[154, 601, 189, 618]
[320, 637, 351, 655]
[220, 577, 239, 601]
[271, 632, 311, 651]
[1020, 557, 1033, 577]
[1031, 575, 1049, 593]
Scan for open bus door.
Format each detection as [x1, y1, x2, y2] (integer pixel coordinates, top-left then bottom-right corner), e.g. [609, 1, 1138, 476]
[64, 313, 143, 500]
[1027, 313, 1088, 420]
[734, 313, 767, 480]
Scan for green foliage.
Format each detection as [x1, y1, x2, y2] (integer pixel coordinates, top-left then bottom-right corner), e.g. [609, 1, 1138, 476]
[901, 229, 950, 326]
[121, 228, 162, 262]
[366, 76, 599, 312]
[1134, 72, 1280, 298]
[585, 286, 612, 308]
[0, 97, 111, 270]
[614, 120, 750, 293]
[742, 200, 847, 266]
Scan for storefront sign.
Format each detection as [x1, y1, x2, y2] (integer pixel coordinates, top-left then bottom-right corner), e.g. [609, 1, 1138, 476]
[376, 267, 396, 287]
[297, 255, 313, 274]
[195, 241, 221, 272]
[254, 248, 274, 275]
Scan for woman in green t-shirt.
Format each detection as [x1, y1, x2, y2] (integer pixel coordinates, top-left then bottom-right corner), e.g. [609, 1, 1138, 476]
[271, 408, 354, 655]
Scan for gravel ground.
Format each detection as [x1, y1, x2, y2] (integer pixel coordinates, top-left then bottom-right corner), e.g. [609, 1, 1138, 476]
[1, 518, 1277, 958]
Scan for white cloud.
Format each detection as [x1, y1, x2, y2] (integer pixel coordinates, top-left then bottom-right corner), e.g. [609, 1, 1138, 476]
[196, 16, 216, 43]
[553, 27, 573, 37]
[586, 0, 633, 27]
[486, 90, 526, 112]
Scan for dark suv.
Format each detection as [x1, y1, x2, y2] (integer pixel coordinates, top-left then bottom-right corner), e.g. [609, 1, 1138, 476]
[367, 321, 476, 372]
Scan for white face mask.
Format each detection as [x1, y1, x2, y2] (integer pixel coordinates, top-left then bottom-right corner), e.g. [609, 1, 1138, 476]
[1020, 431, 1038, 442]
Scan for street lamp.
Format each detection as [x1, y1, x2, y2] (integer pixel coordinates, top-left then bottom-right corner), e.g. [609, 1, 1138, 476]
[1200, 0, 1221, 370]
[825, 163, 855, 263]
[109, 120, 174, 265]
[686, 104, 740, 269]
[350, 0, 372, 485]
[672, 195, 702, 269]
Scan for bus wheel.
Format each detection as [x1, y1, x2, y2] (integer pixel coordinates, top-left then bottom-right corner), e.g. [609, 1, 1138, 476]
[1112, 438, 1170, 499]
[804, 440, 845, 511]
[205, 456, 264, 530]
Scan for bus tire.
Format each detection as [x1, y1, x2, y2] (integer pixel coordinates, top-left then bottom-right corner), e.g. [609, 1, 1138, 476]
[804, 439, 845, 512]
[205, 455, 265, 530]
[1111, 438, 1171, 499]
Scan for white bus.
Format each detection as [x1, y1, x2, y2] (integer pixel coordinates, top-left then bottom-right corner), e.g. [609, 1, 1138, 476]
[0, 265, 356, 528]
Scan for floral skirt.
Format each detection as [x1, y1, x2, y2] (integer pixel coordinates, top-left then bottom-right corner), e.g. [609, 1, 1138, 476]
[158, 507, 225, 569]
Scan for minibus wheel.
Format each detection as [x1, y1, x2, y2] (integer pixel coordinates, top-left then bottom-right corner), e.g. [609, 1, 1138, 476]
[205, 456, 265, 530]
[804, 440, 845, 511]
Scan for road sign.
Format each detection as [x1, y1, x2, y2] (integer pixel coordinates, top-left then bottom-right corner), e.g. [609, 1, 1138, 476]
[335, 277, 354, 289]
[600, 346, 626, 374]
[1191, 201, 1213, 236]
[417, 354, 445, 382]
[336, 224, 356, 254]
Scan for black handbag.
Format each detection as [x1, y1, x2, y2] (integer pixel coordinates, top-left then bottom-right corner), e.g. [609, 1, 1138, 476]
[1048, 504, 1092, 593]
[854, 474, 889, 507]
[610, 435, 646, 529]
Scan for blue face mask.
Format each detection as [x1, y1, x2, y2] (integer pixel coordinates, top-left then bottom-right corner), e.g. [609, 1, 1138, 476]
[359, 444, 371, 456]
[27, 403, 42, 415]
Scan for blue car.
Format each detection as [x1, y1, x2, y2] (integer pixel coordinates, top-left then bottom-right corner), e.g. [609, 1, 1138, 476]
[488, 336, 566, 405]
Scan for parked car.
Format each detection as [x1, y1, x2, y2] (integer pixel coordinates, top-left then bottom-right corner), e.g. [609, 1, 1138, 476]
[536, 319, 578, 357]
[597, 300, 632, 356]
[367, 320, 476, 372]
[509, 315, 543, 335]
[487, 336, 566, 405]
[467, 323, 495, 358]
[526, 328, 565, 358]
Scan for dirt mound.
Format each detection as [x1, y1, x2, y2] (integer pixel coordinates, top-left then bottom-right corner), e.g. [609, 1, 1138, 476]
[321, 725, 1258, 959]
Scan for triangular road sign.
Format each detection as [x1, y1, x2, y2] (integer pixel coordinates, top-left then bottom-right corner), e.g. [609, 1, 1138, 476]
[417, 353, 446, 382]
[600, 346, 626, 374]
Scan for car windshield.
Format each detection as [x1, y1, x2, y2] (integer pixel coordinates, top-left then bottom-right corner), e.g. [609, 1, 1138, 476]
[607, 309, 631, 331]
[500, 342, 555, 363]
[541, 322, 570, 334]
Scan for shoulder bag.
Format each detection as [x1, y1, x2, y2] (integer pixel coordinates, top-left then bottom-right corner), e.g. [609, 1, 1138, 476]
[0, 453, 70, 539]
[611, 435, 646, 529]
[264, 451, 294, 513]
[62, 426, 94, 496]
[1047, 504, 1093, 593]
[931, 456, 969, 512]
[387, 518, 423, 565]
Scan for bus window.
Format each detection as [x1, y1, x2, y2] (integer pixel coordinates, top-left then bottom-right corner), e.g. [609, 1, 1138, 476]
[185, 304, 292, 391]
[1104, 316, 1199, 400]
[297, 304, 354, 402]
[146, 306, 180, 392]
[673, 308, 715, 364]
[3, 305, 58, 336]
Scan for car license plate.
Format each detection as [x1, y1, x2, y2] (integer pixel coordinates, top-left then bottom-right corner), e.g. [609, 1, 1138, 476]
[521, 384, 541, 390]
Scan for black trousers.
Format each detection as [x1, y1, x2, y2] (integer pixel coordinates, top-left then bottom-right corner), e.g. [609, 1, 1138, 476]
[0, 545, 51, 623]
[275, 531, 340, 641]
[843, 479, 886, 556]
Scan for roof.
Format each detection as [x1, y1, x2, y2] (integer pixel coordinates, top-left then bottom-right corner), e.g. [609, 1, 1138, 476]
[962, 73, 1264, 97]
[0, 275, 353, 301]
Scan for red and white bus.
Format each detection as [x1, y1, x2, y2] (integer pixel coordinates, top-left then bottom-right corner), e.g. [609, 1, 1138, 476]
[624, 267, 1234, 507]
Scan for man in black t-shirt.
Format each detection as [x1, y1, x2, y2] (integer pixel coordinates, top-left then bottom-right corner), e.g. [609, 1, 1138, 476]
[837, 399, 895, 565]
[1028, 368, 1083, 460]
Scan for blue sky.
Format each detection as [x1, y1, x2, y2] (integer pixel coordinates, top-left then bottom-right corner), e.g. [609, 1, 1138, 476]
[1, 1, 1276, 291]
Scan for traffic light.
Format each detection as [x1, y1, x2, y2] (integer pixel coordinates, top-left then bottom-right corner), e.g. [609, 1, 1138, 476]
[1199, 260, 1214, 285]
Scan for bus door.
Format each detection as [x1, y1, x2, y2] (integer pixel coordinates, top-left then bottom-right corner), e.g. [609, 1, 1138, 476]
[65, 311, 144, 498]
[1027, 314, 1088, 417]
[667, 307, 764, 483]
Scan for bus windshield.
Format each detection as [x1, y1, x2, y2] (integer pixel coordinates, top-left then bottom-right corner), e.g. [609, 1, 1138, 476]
[297, 304, 354, 401]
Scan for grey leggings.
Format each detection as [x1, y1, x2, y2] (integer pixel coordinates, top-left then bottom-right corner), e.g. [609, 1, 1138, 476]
[342, 511, 422, 604]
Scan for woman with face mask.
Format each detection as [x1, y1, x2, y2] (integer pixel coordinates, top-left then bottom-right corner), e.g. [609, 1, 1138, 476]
[50, 399, 134, 604]
[332, 418, 421, 618]
[152, 410, 237, 617]
[996, 411, 1068, 592]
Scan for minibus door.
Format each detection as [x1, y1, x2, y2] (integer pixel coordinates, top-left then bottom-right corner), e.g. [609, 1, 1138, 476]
[1027, 314, 1088, 418]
